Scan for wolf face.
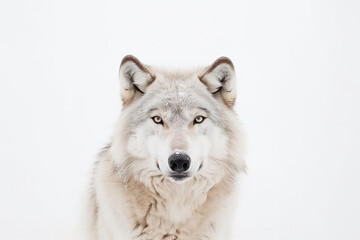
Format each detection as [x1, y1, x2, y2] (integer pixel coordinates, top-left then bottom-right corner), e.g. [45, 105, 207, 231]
[110, 55, 240, 186]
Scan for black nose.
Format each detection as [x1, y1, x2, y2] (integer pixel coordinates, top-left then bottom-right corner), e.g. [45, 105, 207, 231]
[168, 152, 191, 173]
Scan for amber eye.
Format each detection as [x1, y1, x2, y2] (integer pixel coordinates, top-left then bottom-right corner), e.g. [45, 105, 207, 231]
[152, 116, 163, 125]
[194, 116, 205, 124]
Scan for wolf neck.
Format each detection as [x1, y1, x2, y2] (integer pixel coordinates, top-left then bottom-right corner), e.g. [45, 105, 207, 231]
[124, 173, 225, 225]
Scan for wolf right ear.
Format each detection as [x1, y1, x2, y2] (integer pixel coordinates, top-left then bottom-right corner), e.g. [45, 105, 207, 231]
[199, 57, 237, 108]
[119, 55, 156, 105]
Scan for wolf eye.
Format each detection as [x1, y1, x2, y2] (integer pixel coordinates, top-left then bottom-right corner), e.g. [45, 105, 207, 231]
[194, 116, 205, 124]
[152, 116, 163, 125]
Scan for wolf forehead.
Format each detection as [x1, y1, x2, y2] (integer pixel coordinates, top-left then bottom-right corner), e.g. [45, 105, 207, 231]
[140, 74, 217, 109]
[133, 66, 214, 100]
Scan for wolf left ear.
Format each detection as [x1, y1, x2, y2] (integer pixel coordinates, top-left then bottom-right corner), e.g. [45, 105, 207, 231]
[119, 55, 156, 105]
[199, 57, 237, 108]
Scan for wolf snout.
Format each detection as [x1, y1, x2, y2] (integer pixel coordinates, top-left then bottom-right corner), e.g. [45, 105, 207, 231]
[168, 152, 191, 173]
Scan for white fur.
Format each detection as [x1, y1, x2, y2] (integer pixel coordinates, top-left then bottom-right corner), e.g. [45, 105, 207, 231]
[83, 56, 246, 240]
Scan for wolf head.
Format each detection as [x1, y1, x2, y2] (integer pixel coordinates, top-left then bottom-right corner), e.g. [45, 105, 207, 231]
[110, 55, 244, 188]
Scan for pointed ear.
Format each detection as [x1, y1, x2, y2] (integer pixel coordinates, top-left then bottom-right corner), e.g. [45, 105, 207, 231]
[199, 57, 237, 108]
[119, 55, 156, 105]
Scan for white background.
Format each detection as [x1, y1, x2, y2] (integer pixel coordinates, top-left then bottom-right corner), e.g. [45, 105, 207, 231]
[1, 0, 360, 239]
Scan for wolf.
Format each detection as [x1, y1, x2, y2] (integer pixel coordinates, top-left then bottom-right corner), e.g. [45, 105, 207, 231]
[84, 55, 246, 240]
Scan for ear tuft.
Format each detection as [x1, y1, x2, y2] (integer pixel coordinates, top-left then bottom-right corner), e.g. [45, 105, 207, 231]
[119, 55, 155, 105]
[199, 56, 237, 108]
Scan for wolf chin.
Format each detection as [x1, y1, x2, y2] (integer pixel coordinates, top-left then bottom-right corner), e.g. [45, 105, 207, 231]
[84, 55, 246, 240]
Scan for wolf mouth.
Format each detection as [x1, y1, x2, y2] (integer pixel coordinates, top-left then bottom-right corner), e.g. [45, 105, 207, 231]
[169, 174, 189, 181]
